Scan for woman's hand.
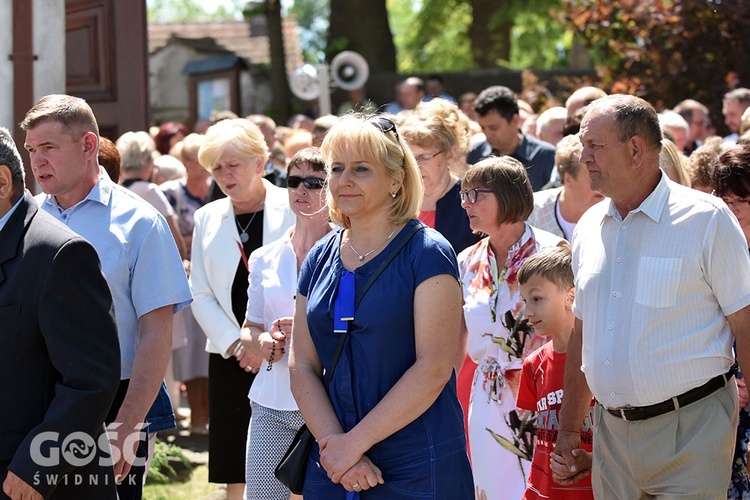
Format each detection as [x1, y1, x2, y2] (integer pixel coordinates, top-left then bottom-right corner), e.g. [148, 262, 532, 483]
[234, 344, 262, 373]
[318, 432, 367, 484]
[259, 317, 293, 365]
[339, 456, 385, 492]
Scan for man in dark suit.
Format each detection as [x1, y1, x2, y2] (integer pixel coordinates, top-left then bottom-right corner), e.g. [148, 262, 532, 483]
[0, 127, 120, 499]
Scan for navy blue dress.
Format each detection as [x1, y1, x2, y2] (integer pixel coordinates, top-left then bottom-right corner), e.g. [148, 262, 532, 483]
[297, 219, 474, 499]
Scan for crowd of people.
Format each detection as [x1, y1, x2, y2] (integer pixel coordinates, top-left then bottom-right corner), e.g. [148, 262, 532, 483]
[3, 77, 750, 500]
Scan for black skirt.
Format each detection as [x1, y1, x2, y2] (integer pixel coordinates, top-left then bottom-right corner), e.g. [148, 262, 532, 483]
[208, 353, 256, 483]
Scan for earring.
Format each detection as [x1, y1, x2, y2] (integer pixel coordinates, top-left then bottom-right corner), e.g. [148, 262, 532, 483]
[390, 192, 397, 198]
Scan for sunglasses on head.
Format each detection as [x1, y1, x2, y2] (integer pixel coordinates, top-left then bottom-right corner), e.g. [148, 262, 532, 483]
[369, 116, 400, 141]
[286, 176, 326, 190]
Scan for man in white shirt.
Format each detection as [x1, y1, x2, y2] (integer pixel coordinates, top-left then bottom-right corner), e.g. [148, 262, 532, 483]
[554, 94, 750, 498]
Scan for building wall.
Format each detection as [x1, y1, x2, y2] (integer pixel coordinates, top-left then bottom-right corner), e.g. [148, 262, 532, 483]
[0, 0, 65, 133]
[34, 0, 66, 102]
[0, 0, 12, 131]
[150, 44, 196, 125]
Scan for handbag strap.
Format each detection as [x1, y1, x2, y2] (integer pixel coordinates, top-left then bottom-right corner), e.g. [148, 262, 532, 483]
[325, 221, 425, 385]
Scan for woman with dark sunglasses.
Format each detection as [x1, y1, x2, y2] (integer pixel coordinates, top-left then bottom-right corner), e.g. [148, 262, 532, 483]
[290, 115, 473, 498]
[239, 147, 335, 499]
[190, 118, 295, 500]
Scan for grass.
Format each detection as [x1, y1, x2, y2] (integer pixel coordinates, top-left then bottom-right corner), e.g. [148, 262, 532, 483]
[143, 463, 223, 500]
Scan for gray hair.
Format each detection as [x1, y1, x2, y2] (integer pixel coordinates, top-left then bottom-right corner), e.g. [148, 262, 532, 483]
[0, 127, 25, 192]
[116, 131, 156, 172]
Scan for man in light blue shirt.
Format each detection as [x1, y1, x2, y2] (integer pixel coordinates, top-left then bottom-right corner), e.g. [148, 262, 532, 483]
[22, 94, 192, 500]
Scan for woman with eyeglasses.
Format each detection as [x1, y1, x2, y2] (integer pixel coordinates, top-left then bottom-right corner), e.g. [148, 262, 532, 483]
[290, 115, 473, 498]
[400, 98, 479, 253]
[457, 156, 566, 499]
[238, 147, 334, 499]
[712, 143, 750, 499]
[190, 118, 295, 500]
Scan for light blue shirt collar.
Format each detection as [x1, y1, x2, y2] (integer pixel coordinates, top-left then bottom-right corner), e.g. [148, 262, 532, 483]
[0, 195, 25, 233]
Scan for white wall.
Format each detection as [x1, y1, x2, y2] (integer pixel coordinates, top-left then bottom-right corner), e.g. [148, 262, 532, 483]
[0, 0, 65, 133]
[0, 0, 14, 131]
[33, 0, 66, 101]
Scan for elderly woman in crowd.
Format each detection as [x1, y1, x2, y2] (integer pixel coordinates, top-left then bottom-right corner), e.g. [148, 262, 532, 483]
[400, 98, 478, 253]
[240, 147, 335, 499]
[190, 118, 295, 500]
[290, 115, 473, 498]
[712, 143, 750, 499]
[457, 156, 565, 499]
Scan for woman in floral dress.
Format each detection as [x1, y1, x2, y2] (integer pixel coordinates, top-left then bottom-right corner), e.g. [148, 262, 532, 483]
[458, 156, 566, 499]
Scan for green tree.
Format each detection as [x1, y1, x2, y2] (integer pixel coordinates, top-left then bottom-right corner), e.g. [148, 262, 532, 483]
[146, 0, 245, 21]
[564, 0, 750, 133]
[393, 0, 569, 72]
[246, 1, 294, 122]
[288, 0, 330, 62]
[328, 0, 397, 71]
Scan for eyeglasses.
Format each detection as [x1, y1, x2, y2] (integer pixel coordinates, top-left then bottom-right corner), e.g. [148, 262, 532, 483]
[286, 176, 326, 190]
[369, 117, 400, 141]
[722, 197, 750, 210]
[415, 150, 444, 166]
[459, 188, 494, 204]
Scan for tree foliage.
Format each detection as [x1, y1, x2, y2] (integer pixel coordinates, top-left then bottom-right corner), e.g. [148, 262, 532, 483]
[146, 0, 245, 22]
[328, 0, 397, 71]
[393, 0, 568, 72]
[564, 0, 750, 133]
[288, 0, 330, 62]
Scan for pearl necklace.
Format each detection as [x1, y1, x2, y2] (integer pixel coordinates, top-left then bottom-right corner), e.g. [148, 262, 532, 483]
[348, 226, 398, 262]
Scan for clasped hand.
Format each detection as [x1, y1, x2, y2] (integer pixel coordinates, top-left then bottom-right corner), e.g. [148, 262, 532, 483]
[318, 433, 384, 492]
[551, 430, 591, 485]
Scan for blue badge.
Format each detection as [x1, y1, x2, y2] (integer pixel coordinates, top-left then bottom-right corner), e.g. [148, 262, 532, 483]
[333, 270, 355, 334]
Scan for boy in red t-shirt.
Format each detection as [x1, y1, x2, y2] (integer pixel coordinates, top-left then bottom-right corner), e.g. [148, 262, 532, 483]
[516, 246, 594, 500]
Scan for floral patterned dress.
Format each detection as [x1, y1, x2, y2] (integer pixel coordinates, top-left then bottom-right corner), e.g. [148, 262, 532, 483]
[458, 225, 564, 500]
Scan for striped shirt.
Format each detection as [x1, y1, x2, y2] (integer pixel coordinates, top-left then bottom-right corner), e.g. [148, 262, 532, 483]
[572, 172, 750, 408]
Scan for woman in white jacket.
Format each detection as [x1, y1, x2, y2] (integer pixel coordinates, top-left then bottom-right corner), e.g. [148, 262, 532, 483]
[190, 119, 295, 500]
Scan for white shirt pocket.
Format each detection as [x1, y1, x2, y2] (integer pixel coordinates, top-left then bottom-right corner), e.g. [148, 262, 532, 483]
[636, 256, 683, 308]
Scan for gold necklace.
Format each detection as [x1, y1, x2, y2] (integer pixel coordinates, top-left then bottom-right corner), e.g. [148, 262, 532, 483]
[348, 226, 398, 261]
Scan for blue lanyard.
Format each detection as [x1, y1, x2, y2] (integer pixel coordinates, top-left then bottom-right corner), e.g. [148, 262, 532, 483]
[333, 270, 355, 333]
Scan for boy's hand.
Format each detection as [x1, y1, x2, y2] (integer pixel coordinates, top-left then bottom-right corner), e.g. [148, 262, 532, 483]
[550, 449, 591, 485]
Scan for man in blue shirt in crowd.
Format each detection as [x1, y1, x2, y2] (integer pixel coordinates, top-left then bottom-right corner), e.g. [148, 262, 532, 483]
[22, 94, 193, 500]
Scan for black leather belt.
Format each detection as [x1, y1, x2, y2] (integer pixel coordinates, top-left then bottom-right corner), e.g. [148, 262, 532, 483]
[605, 370, 734, 421]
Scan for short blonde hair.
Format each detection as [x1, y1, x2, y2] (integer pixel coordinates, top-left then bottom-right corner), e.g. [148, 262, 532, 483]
[518, 246, 574, 290]
[320, 115, 422, 229]
[198, 118, 268, 171]
[401, 99, 470, 158]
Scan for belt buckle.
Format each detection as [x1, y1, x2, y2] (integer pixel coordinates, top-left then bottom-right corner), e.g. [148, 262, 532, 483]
[610, 405, 634, 421]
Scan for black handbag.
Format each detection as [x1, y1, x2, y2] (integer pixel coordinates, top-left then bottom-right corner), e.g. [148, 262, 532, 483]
[274, 222, 425, 494]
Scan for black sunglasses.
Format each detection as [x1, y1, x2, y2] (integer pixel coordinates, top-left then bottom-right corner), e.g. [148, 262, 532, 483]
[369, 116, 400, 141]
[286, 175, 326, 190]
